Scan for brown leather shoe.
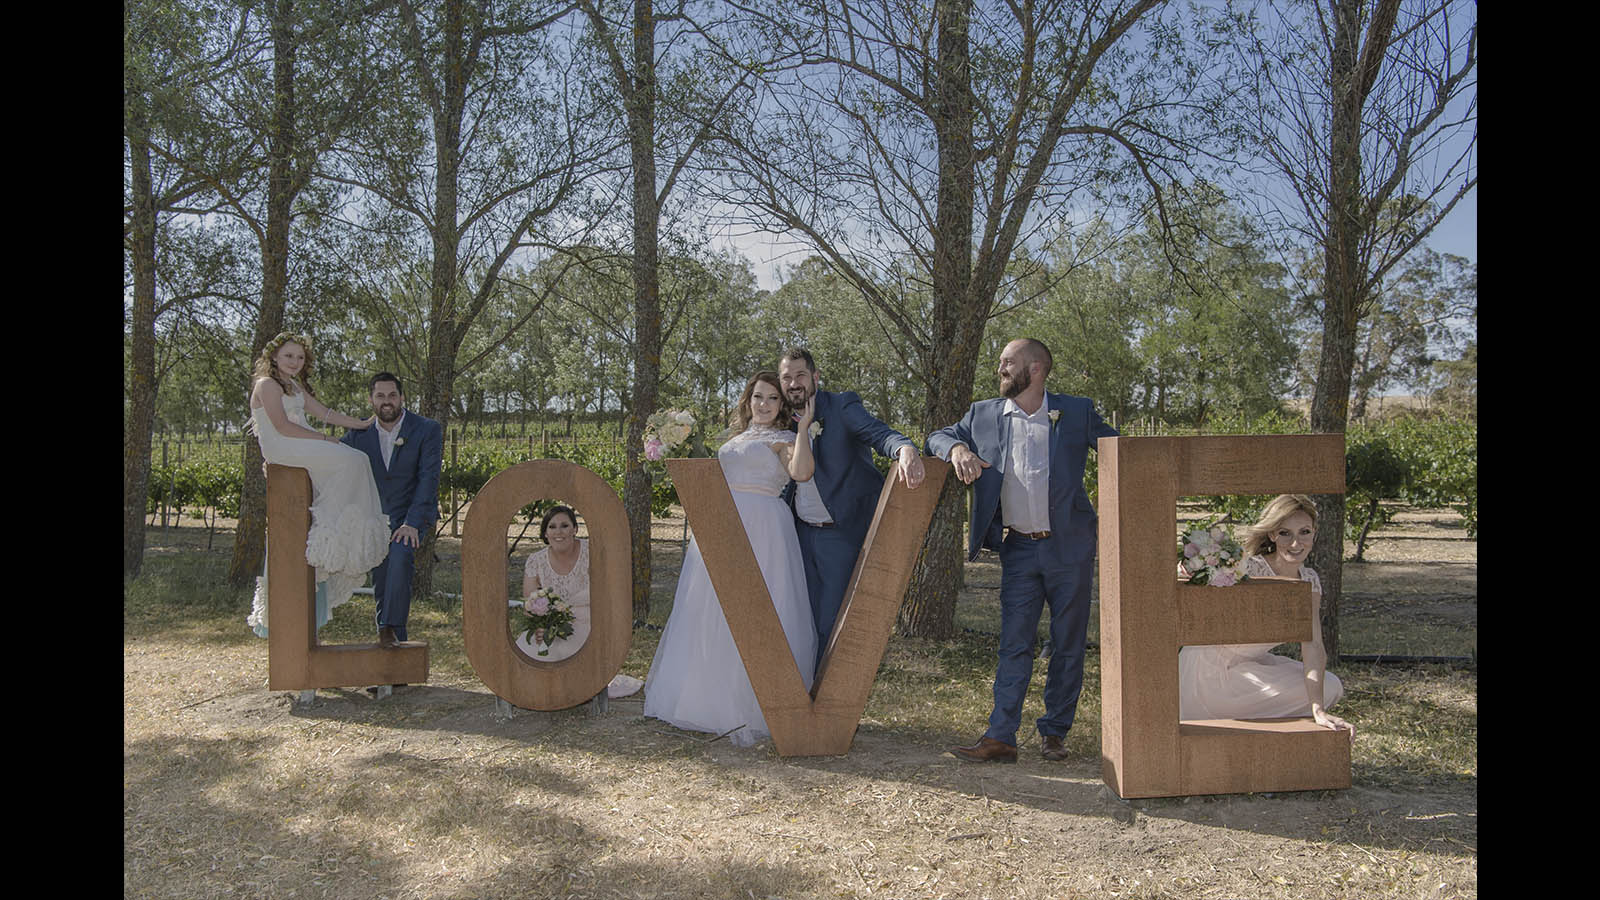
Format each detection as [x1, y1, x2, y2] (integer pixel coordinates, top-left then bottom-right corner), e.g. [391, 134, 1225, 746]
[1041, 734, 1068, 761]
[950, 737, 1017, 763]
[378, 626, 398, 648]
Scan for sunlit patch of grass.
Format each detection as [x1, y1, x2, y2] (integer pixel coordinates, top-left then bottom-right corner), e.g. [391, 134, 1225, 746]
[863, 632, 1104, 758]
[124, 534, 255, 643]
[1341, 610, 1477, 658]
[1342, 664, 1477, 786]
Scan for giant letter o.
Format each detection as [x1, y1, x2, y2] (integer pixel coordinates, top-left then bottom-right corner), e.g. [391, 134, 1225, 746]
[461, 460, 631, 709]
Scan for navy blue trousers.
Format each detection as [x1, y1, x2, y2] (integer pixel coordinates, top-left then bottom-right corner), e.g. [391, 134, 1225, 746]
[372, 532, 415, 642]
[984, 531, 1094, 746]
[795, 520, 862, 672]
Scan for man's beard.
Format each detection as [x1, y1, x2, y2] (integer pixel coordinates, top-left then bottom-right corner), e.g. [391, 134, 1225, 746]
[376, 403, 402, 424]
[785, 385, 811, 407]
[1000, 368, 1030, 399]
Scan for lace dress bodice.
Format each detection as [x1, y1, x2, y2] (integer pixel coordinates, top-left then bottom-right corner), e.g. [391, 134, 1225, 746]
[716, 425, 795, 497]
[525, 540, 591, 606]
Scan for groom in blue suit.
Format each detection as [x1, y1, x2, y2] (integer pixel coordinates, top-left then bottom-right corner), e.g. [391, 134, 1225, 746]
[927, 339, 1118, 763]
[778, 348, 926, 671]
[340, 372, 443, 646]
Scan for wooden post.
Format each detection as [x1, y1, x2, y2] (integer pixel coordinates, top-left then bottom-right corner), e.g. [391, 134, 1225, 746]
[1099, 434, 1351, 798]
[160, 440, 171, 529]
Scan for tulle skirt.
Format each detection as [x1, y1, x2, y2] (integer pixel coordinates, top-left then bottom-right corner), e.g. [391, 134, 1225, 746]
[643, 490, 817, 746]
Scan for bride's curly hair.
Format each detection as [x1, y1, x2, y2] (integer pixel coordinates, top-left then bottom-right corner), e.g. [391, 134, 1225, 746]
[251, 331, 318, 398]
[733, 371, 793, 433]
[1240, 494, 1317, 560]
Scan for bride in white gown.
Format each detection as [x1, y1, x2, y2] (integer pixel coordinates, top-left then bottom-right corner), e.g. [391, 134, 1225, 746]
[644, 372, 819, 747]
[244, 333, 392, 637]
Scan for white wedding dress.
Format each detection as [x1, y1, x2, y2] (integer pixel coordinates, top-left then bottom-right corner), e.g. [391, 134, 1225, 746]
[643, 425, 818, 746]
[513, 540, 592, 661]
[245, 386, 392, 637]
[1178, 556, 1345, 719]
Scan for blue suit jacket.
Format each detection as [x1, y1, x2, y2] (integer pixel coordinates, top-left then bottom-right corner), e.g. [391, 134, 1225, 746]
[787, 390, 915, 545]
[341, 411, 443, 532]
[926, 393, 1118, 562]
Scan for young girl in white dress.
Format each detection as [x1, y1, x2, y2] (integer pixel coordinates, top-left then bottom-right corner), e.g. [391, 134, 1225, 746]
[643, 372, 819, 746]
[244, 333, 392, 637]
[1178, 493, 1355, 740]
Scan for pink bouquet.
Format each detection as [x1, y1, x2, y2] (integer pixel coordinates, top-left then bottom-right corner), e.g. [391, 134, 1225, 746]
[516, 587, 575, 655]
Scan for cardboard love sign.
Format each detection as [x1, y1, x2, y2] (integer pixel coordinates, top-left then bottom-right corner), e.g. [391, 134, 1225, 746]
[665, 457, 949, 756]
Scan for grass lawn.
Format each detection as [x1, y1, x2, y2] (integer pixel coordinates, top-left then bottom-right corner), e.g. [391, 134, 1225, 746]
[126, 509, 1475, 899]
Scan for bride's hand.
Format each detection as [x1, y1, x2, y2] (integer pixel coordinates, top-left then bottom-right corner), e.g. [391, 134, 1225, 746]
[1314, 708, 1355, 742]
[796, 394, 816, 427]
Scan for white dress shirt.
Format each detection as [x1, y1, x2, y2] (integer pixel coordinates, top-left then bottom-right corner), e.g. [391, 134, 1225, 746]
[377, 410, 406, 470]
[793, 429, 834, 525]
[1000, 398, 1052, 534]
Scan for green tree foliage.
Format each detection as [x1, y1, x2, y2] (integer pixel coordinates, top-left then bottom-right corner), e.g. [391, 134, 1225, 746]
[992, 192, 1298, 431]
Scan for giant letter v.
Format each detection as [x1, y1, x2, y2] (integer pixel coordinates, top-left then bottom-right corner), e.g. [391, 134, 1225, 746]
[665, 457, 949, 756]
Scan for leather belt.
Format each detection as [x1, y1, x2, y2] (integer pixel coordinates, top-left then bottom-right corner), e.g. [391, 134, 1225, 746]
[1007, 528, 1052, 540]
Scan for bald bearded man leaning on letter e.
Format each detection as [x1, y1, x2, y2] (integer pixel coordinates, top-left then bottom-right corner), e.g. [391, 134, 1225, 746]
[926, 339, 1117, 763]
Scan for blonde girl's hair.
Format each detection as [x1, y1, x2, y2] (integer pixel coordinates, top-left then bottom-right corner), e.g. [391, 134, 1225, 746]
[1241, 493, 1318, 560]
[251, 331, 318, 398]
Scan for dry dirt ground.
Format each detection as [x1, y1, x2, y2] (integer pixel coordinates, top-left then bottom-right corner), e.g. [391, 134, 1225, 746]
[126, 508, 1476, 899]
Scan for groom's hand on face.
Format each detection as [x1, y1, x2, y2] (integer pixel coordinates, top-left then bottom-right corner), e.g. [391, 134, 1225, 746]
[950, 444, 990, 485]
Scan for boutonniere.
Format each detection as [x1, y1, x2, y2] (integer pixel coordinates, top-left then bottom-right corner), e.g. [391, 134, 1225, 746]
[394, 436, 407, 447]
[1047, 409, 1061, 428]
[808, 420, 823, 440]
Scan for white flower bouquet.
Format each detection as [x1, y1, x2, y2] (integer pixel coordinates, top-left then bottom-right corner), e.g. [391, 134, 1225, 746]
[1178, 521, 1251, 587]
[642, 408, 696, 461]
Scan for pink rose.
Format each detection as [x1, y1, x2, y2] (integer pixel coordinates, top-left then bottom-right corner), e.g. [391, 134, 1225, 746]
[1183, 543, 1199, 558]
[644, 437, 664, 461]
[527, 595, 550, 615]
[1211, 570, 1236, 587]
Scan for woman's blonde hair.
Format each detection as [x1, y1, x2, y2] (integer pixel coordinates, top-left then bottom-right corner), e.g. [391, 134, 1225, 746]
[251, 331, 317, 397]
[1241, 493, 1318, 559]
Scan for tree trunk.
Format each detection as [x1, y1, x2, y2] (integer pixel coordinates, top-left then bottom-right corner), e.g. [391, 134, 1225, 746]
[124, 105, 158, 578]
[898, 477, 967, 638]
[227, 0, 297, 587]
[899, 0, 977, 639]
[1352, 495, 1379, 562]
[1306, 0, 1380, 666]
[406, 0, 475, 611]
[623, 0, 660, 623]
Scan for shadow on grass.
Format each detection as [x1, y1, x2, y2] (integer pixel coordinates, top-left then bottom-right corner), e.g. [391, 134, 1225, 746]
[124, 729, 828, 899]
[255, 632, 1473, 859]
